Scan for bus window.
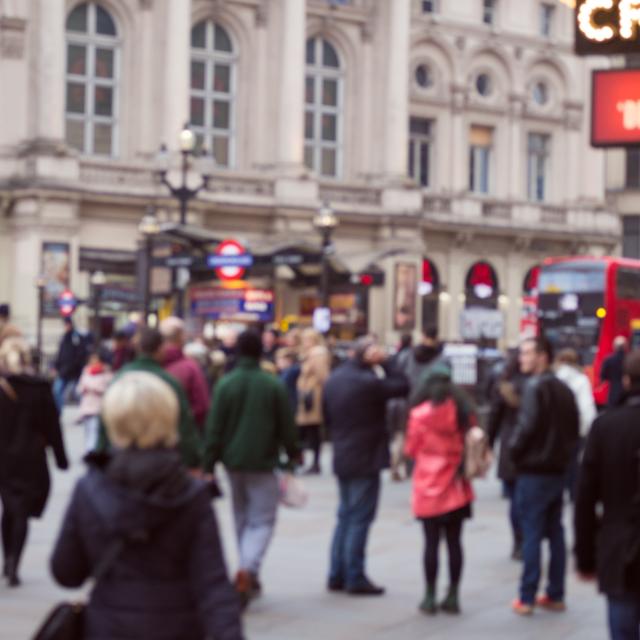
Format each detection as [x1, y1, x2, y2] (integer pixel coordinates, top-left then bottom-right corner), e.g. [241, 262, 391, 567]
[616, 268, 640, 299]
[539, 262, 606, 294]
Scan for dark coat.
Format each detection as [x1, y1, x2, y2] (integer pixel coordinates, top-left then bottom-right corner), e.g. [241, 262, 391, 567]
[279, 364, 301, 415]
[323, 360, 409, 478]
[601, 349, 626, 408]
[0, 375, 68, 517]
[54, 328, 88, 381]
[486, 375, 528, 482]
[50, 449, 244, 640]
[509, 371, 579, 476]
[575, 392, 640, 597]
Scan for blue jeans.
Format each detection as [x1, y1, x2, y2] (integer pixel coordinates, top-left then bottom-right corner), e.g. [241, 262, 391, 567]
[503, 479, 521, 544]
[609, 596, 640, 640]
[329, 475, 380, 589]
[516, 474, 566, 604]
[52, 378, 74, 413]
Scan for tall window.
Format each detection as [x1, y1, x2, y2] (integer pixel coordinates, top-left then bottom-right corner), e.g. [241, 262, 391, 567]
[469, 126, 493, 194]
[305, 37, 343, 178]
[623, 216, 640, 259]
[190, 21, 235, 168]
[483, 0, 496, 25]
[627, 149, 640, 188]
[539, 3, 555, 37]
[65, 2, 119, 156]
[422, 0, 438, 13]
[527, 133, 550, 202]
[408, 118, 434, 188]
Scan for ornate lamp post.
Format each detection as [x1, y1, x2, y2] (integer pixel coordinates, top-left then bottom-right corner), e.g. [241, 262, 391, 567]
[138, 208, 161, 324]
[90, 270, 107, 343]
[313, 201, 339, 309]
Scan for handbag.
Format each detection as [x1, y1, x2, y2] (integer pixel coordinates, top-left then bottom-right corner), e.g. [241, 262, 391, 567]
[32, 538, 125, 640]
[278, 472, 309, 509]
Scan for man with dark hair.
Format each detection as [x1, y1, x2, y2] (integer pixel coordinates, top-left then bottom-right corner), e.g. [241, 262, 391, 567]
[601, 335, 629, 408]
[94, 327, 201, 468]
[203, 330, 299, 608]
[509, 337, 579, 616]
[52, 317, 88, 411]
[576, 350, 640, 639]
[262, 327, 279, 363]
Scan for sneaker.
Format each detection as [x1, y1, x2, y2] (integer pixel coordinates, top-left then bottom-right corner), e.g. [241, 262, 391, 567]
[234, 570, 253, 610]
[512, 599, 534, 616]
[535, 594, 566, 612]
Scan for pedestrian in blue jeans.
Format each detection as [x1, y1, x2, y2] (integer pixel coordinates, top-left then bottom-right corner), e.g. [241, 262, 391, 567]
[323, 337, 408, 595]
[508, 337, 579, 616]
[576, 350, 640, 640]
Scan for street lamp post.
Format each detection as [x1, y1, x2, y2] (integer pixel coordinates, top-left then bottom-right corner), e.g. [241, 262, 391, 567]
[90, 270, 107, 344]
[138, 208, 161, 324]
[156, 124, 211, 317]
[35, 276, 46, 372]
[313, 201, 339, 310]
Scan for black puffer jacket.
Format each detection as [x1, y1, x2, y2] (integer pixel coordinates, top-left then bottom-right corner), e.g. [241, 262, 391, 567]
[508, 371, 579, 475]
[50, 449, 244, 640]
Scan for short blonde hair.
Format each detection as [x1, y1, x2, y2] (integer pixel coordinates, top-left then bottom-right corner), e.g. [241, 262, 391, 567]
[0, 337, 31, 374]
[159, 316, 185, 342]
[102, 371, 178, 449]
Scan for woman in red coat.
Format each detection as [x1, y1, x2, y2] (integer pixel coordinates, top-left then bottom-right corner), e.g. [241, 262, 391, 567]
[405, 364, 474, 616]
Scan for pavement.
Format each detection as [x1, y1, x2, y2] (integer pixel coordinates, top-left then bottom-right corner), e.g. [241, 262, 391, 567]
[1, 408, 608, 640]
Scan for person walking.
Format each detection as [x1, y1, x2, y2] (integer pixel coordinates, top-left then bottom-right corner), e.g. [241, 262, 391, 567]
[0, 303, 21, 346]
[160, 317, 211, 430]
[323, 337, 409, 596]
[77, 348, 113, 453]
[575, 350, 640, 640]
[509, 337, 579, 616]
[487, 353, 528, 560]
[52, 317, 89, 412]
[404, 362, 474, 615]
[296, 329, 331, 474]
[397, 326, 443, 394]
[554, 348, 597, 502]
[111, 329, 135, 372]
[0, 337, 68, 587]
[275, 347, 301, 415]
[203, 331, 299, 608]
[94, 328, 202, 470]
[50, 371, 244, 640]
[602, 336, 629, 408]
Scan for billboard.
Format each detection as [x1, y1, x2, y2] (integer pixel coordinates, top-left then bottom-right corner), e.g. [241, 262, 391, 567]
[591, 69, 640, 147]
[575, 0, 640, 56]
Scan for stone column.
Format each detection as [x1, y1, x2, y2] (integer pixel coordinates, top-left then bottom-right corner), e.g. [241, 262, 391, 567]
[382, 0, 410, 181]
[162, 0, 190, 147]
[276, 0, 306, 173]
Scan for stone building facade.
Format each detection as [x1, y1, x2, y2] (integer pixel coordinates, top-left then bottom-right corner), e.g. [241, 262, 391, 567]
[0, 0, 619, 350]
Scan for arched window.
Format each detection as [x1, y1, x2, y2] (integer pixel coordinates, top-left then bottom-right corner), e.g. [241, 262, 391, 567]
[465, 260, 499, 307]
[190, 21, 235, 168]
[304, 37, 343, 178]
[65, 2, 119, 156]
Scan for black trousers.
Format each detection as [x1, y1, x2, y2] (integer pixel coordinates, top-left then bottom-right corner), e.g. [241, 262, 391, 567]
[421, 518, 464, 588]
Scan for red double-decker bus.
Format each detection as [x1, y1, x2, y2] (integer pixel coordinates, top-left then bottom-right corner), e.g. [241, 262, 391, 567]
[538, 256, 640, 406]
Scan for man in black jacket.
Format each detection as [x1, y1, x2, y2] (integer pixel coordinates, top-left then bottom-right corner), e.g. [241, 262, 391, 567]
[601, 335, 628, 408]
[52, 317, 88, 412]
[323, 337, 408, 596]
[575, 350, 640, 640]
[509, 337, 579, 616]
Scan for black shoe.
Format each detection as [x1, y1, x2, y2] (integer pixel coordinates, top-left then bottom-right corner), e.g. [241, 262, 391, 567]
[347, 580, 385, 596]
[327, 578, 345, 592]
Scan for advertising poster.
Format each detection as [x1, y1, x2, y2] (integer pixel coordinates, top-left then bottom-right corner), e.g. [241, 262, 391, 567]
[393, 262, 417, 331]
[41, 242, 71, 317]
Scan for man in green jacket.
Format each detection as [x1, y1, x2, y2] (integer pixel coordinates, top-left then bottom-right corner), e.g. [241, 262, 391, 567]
[95, 327, 202, 469]
[203, 330, 299, 607]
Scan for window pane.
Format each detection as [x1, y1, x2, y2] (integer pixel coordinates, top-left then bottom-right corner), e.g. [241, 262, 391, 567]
[66, 83, 86, 114]
[321, 114, 337, 142]
[191, 61, 205, 90]
[323, 41, 339, 68]
[66, 119, 85, 151]
[213, 100, 230, 129]
[66, 3, 88, 32]
[304, 146, 314, 170]
[96, 6, 117, 36]
[321, 148, 337, 176]
[213, 64, 230, 93]
[94, 86, 113, 116]
[94, 123, 112, 155]
[305, 111, 314, 140]
[214, 24, 232, 52]
[306, 38, 315, 65]
[95, 48, 114, 78]
[410, 117, 431, 136]
[191, 22, 206, 48]
[213, 136, 229, 166]
[67, 44, 86, 75]
[408, 140, 415, 178]
[305, 77, 315, 104]
[420, 142, 429, 186]
[322, 79, 338, 106]
[627, 149, 640, 188]
[190, 97, 205, 126]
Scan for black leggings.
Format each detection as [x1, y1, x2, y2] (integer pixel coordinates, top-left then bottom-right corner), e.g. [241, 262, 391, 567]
[1, 499, 29, 574]
[422, 519, 464, 588]
[301, 424, 322, 467]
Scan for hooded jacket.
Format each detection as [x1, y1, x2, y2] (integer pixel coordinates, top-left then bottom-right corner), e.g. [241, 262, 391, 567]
[397, 343, 442, 392]
[77, 364, 113, 420]
[50, 449, 244, 640]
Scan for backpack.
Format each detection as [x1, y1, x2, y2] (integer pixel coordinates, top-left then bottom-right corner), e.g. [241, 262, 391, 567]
[463, 426, 492, 480]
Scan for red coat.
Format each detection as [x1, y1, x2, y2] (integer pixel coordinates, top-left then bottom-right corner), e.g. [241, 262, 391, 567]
[404, 399, 474, 519]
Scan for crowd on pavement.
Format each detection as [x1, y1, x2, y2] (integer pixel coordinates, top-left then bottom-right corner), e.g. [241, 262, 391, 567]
[1, 299, 640, 639]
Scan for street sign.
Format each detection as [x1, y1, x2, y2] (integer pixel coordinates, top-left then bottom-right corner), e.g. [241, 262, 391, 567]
[190, 286, 274, 321]
[592, 69, 640, 147]
[57, 289, 78, 317]
[575, 0, 640, 56]
[460, 307, 504, 340]
[209, 239, 253, 281]
[313, 307, 332, 333]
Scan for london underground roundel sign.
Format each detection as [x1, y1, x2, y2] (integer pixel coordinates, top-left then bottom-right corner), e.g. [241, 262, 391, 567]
[57, 290, 78, 317]
[209, 239, 253, 281]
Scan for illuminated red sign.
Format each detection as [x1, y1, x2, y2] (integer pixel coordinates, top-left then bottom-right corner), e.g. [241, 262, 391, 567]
[592, 69, 640, 147]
